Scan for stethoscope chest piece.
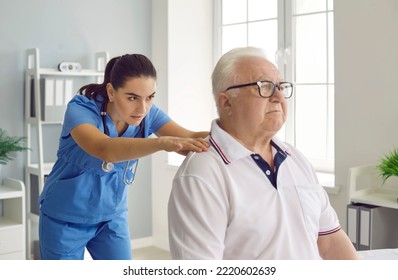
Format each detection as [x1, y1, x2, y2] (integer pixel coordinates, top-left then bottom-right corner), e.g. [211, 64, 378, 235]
[101, 161, 114, 172]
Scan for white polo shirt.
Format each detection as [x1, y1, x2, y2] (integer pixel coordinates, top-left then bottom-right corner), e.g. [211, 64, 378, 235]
[168, 119, 341, 260]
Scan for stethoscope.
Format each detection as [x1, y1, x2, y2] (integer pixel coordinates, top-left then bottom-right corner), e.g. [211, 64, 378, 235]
[100, 100, 145, 185]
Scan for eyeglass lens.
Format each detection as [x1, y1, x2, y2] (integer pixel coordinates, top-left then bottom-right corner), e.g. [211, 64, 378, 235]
[259, 81, 292, 98]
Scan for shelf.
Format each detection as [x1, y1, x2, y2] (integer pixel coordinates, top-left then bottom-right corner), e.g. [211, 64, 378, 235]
[26, 68, 104, 77]
[0, 217, 22, 229]
[351, 192, 398, 209]
[0, 185, 23, 199]
[348, 164, 398, 209]
[0, 178, 25, 259]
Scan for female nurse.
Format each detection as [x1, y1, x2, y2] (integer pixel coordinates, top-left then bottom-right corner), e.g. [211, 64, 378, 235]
[38, 54, 209, 259]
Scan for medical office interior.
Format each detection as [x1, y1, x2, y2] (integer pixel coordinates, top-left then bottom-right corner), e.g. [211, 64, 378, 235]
[0, 0, 397, 260]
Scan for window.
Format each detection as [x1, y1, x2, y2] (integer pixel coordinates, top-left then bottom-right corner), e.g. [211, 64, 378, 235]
[216, 0, 335, 182]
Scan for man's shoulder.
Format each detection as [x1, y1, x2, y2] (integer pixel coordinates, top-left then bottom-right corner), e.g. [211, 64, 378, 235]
[176, 147, 225, 176]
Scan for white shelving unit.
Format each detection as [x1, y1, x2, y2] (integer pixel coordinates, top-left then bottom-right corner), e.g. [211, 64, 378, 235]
[347, 164, 398, 250]
[0, 178, 26, 260]
[24, 48, 109, 259]
[348, 163, 398, 209]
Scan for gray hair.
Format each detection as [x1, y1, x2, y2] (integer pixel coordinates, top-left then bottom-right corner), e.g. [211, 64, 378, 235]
[211, 47, 267, 112]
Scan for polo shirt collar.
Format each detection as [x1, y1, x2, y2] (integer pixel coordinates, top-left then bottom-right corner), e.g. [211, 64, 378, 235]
[209, 119, 291, 165]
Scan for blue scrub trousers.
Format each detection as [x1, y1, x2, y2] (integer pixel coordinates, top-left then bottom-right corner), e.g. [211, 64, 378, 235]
[39, 211, 132, 260]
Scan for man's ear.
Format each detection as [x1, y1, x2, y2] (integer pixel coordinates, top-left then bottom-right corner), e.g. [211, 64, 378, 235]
[217, 92, 233, 116]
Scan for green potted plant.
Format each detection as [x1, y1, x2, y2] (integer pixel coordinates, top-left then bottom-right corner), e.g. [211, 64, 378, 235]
[0, 129, 29, 176]
[377, 148, 398, 184]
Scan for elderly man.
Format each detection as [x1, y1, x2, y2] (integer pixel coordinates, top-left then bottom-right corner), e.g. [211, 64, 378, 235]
[168, 47, 357, 260]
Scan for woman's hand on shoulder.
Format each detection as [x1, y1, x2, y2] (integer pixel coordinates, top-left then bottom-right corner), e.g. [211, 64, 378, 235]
[158, 136, 209, 155]
[155, 120, 209, 155]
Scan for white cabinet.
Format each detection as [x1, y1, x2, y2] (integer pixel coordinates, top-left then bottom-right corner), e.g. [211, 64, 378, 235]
[347, 164, 398, 250]
[348, 164, 398, 209]
[0, 178, 26, 260]
[24, 48, 109, 259]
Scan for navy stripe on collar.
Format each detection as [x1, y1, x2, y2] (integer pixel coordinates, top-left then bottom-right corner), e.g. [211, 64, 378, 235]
[209, 134, 231, 164]
[209, 134, 290, 171]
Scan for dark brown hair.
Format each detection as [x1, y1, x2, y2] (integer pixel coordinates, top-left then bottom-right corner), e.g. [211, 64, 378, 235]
[78, 54, 157, 102]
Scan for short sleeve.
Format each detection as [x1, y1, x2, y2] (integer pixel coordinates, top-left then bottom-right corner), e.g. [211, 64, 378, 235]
[146, 104, 171, 135]
[62, 95, 101, 137]
[318, 187, 341, 235]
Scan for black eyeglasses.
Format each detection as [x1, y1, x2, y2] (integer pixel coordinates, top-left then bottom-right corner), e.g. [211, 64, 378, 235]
[225, 80, 293, 99]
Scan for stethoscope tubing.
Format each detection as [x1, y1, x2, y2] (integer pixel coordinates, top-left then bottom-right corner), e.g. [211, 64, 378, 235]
[100, 100, 144, 184]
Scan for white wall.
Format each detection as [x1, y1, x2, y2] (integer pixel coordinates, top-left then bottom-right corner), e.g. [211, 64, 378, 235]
[333, 0, 398, 229]
[151, 0, 214, 250]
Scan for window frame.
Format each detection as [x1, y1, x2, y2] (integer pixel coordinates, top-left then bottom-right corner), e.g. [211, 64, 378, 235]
[213, 0, 335, 180]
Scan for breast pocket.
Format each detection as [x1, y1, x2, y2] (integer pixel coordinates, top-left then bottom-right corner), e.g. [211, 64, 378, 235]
[294, 184, 324, 237]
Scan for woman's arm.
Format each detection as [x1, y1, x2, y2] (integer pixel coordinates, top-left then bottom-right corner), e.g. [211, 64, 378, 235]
[155, 120, 209, 156]
[156, 120, 209, 139]
[70, 122, 209, 163]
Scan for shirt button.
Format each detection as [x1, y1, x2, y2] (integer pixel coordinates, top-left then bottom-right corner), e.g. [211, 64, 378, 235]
[254, 155, 260, 160]
[266, 170, 271, 175]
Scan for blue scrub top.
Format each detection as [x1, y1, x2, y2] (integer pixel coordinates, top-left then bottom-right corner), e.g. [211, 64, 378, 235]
[39, 95, 171, 224]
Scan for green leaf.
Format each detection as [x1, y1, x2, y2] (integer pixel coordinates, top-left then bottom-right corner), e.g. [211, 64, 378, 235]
[0, 128, 29, 165]
[377, 148, 398, 184]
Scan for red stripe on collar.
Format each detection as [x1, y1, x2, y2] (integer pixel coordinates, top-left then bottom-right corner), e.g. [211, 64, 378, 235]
[209, 134, 231, 165]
